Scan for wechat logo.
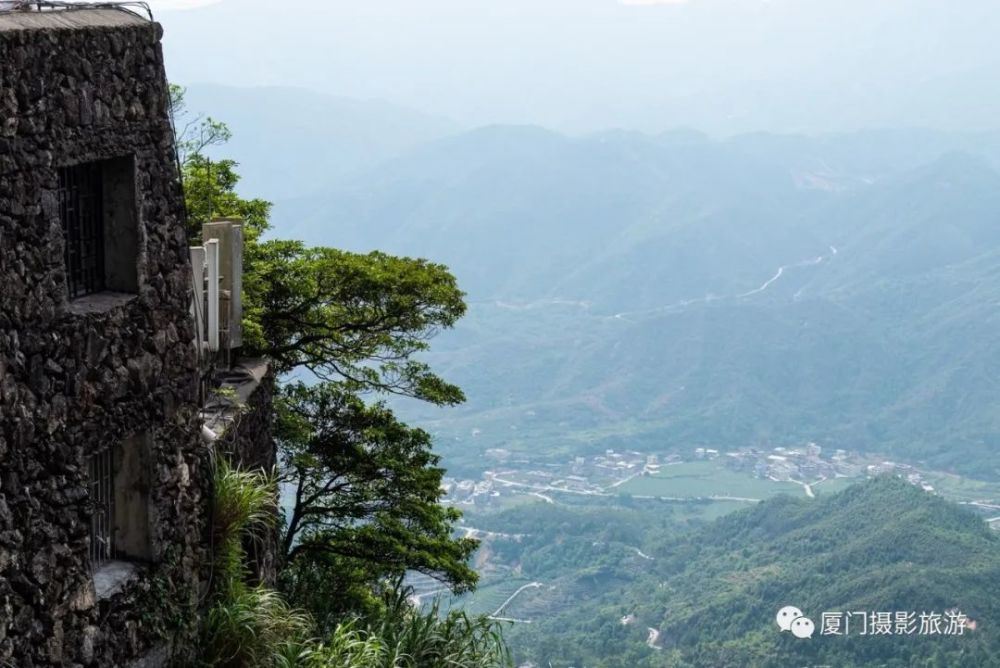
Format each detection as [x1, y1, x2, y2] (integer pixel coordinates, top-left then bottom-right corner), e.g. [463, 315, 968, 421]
[776, 605, 815, 639]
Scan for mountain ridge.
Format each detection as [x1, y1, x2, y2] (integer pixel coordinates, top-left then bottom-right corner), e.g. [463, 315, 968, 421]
[268, 127, 1000, 477]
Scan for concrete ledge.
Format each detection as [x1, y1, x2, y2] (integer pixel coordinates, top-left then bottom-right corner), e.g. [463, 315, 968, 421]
[202, 358, 271, 439]
[0, 8, 148, 32]
[93, 559, 143, 600]
[66, 291, 138, 316]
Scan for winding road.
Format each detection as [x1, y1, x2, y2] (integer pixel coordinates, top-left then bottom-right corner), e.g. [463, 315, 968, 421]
[608, 245, 840, 321]
[489, 582, 544, 620]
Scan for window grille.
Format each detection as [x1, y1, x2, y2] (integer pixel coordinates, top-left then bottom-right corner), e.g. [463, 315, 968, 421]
[88, 448, 114, 567]
[59, 162, 106, 298]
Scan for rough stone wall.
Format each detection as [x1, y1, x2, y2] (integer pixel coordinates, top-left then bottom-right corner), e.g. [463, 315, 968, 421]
[214, 364, 278, 586]
[0, 12, 210, 667]
[216, 366, 277, 474]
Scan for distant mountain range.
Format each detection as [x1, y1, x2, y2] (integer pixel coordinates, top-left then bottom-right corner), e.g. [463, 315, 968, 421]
[258, 123, 1000, 479]
[186, 85, 1000, 668]
[170, 84, 1000, 478]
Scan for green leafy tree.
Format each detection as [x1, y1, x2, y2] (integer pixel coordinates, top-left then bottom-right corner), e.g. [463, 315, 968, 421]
[181, 155, 272, 242]
[276, 381, 478, 621]
[169, 84, 268, 241]
[172, 91, 478, 625]
[242, 240, 466, 404]
[169, 84, 232, 167]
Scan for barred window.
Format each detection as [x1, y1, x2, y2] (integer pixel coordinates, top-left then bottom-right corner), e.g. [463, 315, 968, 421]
[57, 156, 139, 301]
[59, 162, 106, 298]
[88, 448, 115, 567]
[87, 433, 153, 572]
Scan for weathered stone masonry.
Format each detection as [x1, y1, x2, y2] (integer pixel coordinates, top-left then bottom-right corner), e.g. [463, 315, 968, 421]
[205, 360, 278, 586]
[0, 9, 211, 666]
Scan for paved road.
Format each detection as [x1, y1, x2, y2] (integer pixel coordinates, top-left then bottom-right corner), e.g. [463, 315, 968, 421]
[490, 581, 544, 618]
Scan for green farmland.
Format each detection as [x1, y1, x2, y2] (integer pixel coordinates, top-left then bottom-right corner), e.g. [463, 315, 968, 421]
[619, 460, 810, 500]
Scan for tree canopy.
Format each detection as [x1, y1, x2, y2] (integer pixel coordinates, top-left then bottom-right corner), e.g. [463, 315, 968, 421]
[276, 382, 478, 623]
[243, 242, 466, 404]
[172, 91, 479, 624]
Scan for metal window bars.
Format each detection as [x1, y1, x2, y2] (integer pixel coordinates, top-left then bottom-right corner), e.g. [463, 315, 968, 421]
[59, 163, 106, 298]
[87, 448, 114, 568]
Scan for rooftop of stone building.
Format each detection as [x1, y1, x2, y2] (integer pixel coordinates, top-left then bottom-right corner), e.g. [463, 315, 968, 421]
[0, 4, 149, 32]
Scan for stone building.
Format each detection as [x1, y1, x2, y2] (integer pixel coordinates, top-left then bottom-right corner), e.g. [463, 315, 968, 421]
[0, 7, 262, 666]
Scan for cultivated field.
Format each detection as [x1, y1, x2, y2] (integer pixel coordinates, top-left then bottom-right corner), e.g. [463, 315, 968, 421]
[619, 461, 807, 500]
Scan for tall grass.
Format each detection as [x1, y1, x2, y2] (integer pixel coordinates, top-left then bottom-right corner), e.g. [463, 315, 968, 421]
[203, 586, 315, 668]
[297, 586, 511, 668]
[201, 460, 315, 668]
[293, 622, 387, 667]
[201, 459, 510, 667]
[367, 586, 511, 668]
[212, 461, 276, 586]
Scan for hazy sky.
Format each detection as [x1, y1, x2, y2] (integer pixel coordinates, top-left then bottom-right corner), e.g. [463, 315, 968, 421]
[152, 0, 1000, 135]
[146, 0, 220, 12]
[145, 0, 219, 10]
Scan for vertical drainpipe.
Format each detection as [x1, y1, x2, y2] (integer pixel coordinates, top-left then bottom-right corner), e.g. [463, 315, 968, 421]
[206, 239, 220, 353]
[190, 246, 206, 352]
[230, 225, 243, 350]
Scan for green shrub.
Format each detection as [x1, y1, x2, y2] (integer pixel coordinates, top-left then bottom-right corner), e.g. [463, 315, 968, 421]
[201, 460, 314, 668]
[201, 460, 510, 667]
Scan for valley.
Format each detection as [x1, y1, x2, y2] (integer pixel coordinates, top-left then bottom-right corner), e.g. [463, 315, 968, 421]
[429, 443, 1000, 625]
[271, 126, 1000, 481]
[429, 477, 1000, 667]
[194, 86, 1000, 665]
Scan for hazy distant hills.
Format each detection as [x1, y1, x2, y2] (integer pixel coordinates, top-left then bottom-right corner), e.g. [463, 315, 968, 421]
[276, 126, 1000, 308]
[267, 124, 1000, 478]
[181, 84, 461, 200]
[277, 124, 826, 305]
[510, 478, 1000, 667]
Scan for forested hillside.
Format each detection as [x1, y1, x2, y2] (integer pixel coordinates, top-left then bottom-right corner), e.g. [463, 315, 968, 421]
[506, 478, 1000, 667]
[175, 89, 1000, 668]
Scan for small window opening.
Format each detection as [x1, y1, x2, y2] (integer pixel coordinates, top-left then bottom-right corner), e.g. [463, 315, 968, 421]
[60, 162, 106, 298]
[87, 432, 153, 574]
[58, 156, 139, 300]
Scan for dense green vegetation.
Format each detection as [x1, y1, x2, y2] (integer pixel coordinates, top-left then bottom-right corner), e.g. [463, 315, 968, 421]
[201, 461, 510, 668]
[172, 86, 510, 666]
[202, 461, 313, 668]
[276, 382, 478, 626]
[176, 88, 1000, 668]
[496, 478, 1000, 667]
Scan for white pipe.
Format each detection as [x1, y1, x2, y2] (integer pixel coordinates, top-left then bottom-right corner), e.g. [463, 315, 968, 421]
[189, 246, 206, 350]
[206, 239, 220, 353]
[230, 225, 243, 349]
